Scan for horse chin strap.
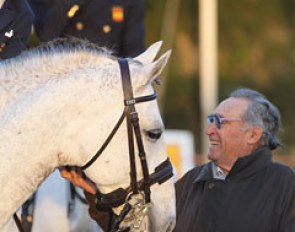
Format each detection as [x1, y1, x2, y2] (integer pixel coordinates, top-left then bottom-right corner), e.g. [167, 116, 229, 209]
[81, 58, 174, 231]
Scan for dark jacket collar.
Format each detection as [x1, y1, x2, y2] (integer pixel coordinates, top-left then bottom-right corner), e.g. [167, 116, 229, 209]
[193, 147, 272, 183]
[228, 146, 272, 180]
[193, 162, 214, 183]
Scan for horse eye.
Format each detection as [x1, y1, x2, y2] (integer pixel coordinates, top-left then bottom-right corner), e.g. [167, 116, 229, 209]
[146, 129, 162, 140]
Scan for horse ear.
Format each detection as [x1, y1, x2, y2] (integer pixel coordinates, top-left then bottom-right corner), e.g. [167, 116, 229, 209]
[144, 49, 172, 84]
[134, 41, 163, 64]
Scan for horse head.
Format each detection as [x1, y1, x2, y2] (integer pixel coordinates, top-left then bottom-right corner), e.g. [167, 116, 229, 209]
[0, 39, 175, 231]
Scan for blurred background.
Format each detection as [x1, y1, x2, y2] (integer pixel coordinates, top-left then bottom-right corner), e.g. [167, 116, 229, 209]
[145, 0, 295, 167]
[28, 0, 295, 170]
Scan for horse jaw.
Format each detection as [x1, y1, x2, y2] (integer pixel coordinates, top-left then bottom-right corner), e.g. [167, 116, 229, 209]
[134, 41, 163, 64]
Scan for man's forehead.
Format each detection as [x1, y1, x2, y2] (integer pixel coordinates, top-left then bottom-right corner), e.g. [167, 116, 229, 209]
[213, 97, 250, 116]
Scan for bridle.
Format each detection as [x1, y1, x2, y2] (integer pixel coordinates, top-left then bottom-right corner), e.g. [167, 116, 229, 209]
[81, 58, 173, 231]
[13, 58, 173, 232]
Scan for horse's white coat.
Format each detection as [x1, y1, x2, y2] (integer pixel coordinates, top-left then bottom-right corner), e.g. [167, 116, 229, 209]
[30, 40, 166, 232]
[0, 39, 175, 232]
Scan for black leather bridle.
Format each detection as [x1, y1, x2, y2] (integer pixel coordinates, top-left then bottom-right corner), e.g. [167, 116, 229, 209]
[14, 58, 173, 232]
[80, 58, 174, 231]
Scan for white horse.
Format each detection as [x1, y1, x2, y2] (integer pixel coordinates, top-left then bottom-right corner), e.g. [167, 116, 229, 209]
[0, 38, 176, 232]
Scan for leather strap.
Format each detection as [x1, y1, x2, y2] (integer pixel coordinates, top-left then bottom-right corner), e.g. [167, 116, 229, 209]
[81, 59, 157, 170]
[118, 58, 139, 195]
[93, 157, 173, 210]
[79, 58, 173, 231]
[13, 213, 25, 232]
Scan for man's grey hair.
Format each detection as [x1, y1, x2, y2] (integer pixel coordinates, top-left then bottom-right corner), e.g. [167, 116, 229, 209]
[229, 88, 282, 150]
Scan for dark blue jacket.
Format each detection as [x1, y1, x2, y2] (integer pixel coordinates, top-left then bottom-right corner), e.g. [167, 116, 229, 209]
[174, 147, 295, 232]
[0, 0, 33, 59]
[29, 0, 145, 57]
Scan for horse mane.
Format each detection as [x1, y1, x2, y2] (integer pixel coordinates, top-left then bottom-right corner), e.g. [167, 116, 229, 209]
[0, 38, 119, 111]
[0, 37, 116, 69]
[0, 37, 144, 113]
[30, 37, 115, 58]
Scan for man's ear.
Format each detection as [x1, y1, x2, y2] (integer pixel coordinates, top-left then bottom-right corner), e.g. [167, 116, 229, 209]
[247, 127, 263, 145]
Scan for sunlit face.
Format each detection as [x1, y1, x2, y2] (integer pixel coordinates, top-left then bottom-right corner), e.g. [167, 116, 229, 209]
[205, 97, 254, 171]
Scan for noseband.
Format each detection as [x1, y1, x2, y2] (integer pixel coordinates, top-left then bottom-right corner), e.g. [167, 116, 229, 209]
[81, 58, 173, 231]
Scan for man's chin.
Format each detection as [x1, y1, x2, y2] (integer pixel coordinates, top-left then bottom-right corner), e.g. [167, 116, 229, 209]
[207, 152, 219, 162]
[207, 153, 214, 161]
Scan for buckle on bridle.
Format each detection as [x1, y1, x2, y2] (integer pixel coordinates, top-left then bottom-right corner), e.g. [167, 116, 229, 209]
[124, 98, 136, 106]
[122, 192, 153, 231]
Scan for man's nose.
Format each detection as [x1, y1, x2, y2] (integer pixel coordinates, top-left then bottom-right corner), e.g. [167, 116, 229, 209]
[205, 122, 216, 135]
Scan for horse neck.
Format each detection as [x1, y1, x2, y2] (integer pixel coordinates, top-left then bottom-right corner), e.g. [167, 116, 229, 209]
[0, 68, 122, 226]
[0, 132, 56, 227]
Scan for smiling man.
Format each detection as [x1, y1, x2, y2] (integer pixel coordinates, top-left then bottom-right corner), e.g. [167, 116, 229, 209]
[173, 88, 295, 232]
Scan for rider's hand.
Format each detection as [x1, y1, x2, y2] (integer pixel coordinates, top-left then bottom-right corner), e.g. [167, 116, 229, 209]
[59, 166, 97, 195]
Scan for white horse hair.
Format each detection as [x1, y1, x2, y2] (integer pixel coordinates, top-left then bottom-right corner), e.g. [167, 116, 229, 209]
[0, 38, 176, 232]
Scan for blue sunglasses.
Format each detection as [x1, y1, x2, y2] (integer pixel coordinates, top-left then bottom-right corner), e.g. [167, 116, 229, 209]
[207, 114, 242, 129]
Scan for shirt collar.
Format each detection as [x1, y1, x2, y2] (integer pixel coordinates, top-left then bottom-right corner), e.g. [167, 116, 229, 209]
[212, 162, 227, 180]
[193, 147, 272, 183]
